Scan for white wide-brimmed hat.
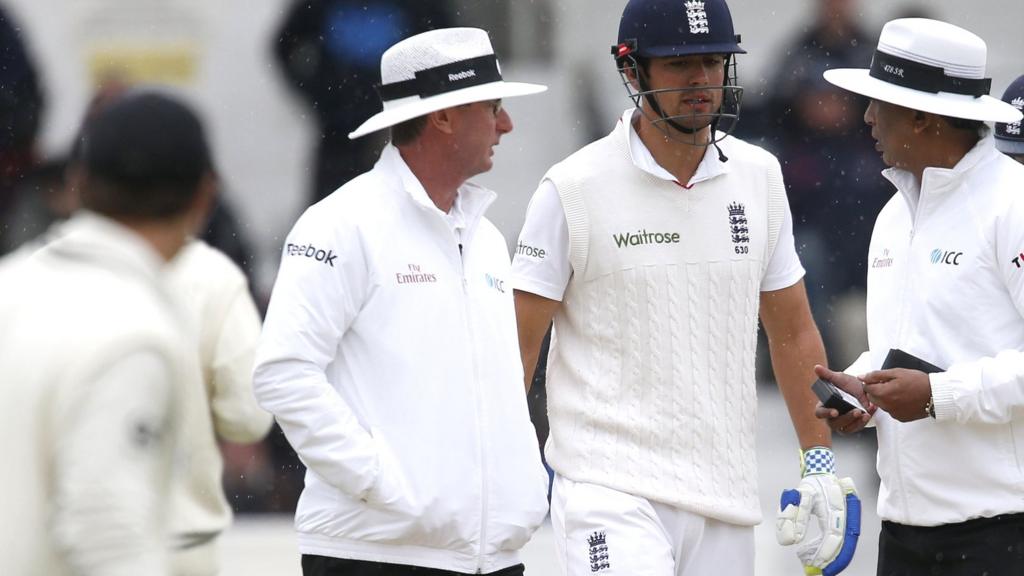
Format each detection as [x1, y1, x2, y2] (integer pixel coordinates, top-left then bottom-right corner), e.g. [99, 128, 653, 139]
[823, 18, 1023, 123]
[349, 27, 547, 139]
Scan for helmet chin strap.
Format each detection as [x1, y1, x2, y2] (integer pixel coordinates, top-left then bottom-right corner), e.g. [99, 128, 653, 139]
[711, 119, 728, 163]
[633, 57, 730, 163]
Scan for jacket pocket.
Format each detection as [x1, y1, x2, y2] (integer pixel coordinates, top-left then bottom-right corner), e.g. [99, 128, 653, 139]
[362, 427, 422, 517]
[494, 463, 551, 552]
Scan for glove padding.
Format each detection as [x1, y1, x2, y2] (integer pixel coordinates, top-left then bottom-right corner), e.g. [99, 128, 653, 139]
[777, 470, 861, 575]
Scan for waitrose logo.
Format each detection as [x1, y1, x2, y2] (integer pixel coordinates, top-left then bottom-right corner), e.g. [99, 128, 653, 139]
[612, 229, 681, 248]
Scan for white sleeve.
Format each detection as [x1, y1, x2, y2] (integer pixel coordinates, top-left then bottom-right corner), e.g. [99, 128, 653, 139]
[252, 211, 380, 499]
[54, 350, 174, 576]
[510, 179, 572, 301]
[208, 282, 273, 443]
[929, 194, 1024, 423]
[760, 191, 806, 292]
[998, 191, 1024, 320]
[930, 351, 1024, 423]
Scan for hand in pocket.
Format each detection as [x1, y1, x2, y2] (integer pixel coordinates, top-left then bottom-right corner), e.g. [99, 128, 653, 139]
[362, 429, 421, 516]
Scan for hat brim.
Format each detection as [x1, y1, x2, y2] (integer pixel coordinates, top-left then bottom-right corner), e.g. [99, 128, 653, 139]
[995, 136, 1024, 155]
[349, 81, 547, 139]
[823, 68, 1024, 123]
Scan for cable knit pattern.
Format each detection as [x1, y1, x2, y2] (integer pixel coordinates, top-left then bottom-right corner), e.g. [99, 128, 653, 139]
[667, 264, 689, 491]
[687, 263, 706, 497]
[544, 121, 782, 525]
[644, 265, 665, 480]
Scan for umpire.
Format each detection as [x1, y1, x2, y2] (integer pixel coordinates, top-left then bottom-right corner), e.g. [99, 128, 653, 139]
[818, 18, 1024, 575]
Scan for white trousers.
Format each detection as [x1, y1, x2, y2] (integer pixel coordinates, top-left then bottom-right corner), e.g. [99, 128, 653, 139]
[550, 473, 754, 576]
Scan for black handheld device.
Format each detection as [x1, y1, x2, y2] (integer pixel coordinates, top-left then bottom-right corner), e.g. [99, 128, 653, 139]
[811, 379, 859, 415]
[881, 349, 944, 373]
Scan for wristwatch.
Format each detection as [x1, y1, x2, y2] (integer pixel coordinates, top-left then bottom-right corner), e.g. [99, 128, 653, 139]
[924, 396, 936, 419]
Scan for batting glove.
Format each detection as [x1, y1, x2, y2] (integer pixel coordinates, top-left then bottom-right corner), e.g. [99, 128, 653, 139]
[776, 447, 861, 576]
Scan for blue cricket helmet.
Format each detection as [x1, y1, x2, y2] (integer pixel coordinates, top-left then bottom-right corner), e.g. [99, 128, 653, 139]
[995, 74, 1024, 156]
[616, 0, 745, 58]
[611, 0, 746, 154]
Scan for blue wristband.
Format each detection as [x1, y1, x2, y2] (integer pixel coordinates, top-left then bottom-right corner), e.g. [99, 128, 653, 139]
[802, 446, 835, 476]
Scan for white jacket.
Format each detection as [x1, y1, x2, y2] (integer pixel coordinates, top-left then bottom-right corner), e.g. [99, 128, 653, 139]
[166, 240, 272, 575]
[0, 213, 186, 576]
[853, 133, 1024, 526]
[253, 146, 549, 573]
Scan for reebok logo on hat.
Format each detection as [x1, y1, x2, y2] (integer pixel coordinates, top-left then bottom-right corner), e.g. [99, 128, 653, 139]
[448, 69, 477, 82]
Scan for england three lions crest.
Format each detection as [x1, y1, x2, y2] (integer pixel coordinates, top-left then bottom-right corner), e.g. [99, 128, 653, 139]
[728, 202, 749, 254]
[684, 1, 709, 34]
[587, 531, 610, 572]
[1006, 97, 1023, 136]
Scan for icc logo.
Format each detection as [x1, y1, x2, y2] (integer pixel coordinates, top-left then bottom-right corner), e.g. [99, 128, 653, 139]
[930, 248, 962, 266]
[485, 273, 505, 293]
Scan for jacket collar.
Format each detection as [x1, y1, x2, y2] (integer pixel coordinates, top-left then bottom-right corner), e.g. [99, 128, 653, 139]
[883, 128, 997, 211]
[377, 144, 496, 231]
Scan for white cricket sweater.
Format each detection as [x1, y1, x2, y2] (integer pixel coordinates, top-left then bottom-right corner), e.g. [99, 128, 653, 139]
[166, 240, 272, 575]
[543, 120, 787, 525]
[0, 213, 186, 576]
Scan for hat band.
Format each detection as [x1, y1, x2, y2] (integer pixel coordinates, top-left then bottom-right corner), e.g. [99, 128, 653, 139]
[869, 50, 991, 97]
[378, 55, 502, 102]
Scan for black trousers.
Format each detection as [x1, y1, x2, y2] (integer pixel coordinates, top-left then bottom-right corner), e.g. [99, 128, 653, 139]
[878, 513, 1024, 575]
[301, 555, 525, 576]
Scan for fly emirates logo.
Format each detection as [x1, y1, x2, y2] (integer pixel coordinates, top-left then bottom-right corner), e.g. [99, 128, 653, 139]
[396, 263, 437, 285]
[612, 228, 681, 248]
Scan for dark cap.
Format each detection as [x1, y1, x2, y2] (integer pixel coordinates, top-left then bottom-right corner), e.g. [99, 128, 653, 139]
[79, 91, 213, 192]
[995, 74, 1024, 156]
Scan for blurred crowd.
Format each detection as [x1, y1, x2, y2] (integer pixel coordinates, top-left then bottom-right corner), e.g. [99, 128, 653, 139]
[0, 0, 1017, 518]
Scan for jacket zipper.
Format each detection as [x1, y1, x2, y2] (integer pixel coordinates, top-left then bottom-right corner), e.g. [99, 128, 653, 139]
[893, 188, 924, 522]
[435, 196, 491, 571]
[462, 235, 489, 574]
[452, 228, 488, 573]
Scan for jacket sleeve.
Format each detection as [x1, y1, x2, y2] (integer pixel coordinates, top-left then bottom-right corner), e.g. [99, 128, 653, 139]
[53, 348, 175, 576]
[930, 351, 1024, 423]
[999, 187, 1024, 321]
[208, 280, 273, 443]
[929, 187, 1024, 423]
[252, 210, 380, 499]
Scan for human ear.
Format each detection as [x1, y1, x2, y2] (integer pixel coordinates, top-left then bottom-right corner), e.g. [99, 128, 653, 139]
[429, 108, 456, 135]
[620, 59, 642, 92]
[912, 110, 933, 135]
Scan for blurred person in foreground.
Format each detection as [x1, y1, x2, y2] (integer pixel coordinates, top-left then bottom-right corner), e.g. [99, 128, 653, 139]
[253, 27, 550, 576]
[511, 0, 859, 574]
[3, 78, 260, 296]
[819, 18, 1024, 575]
[995, 74, 1024, 164]
[4, 81, 275, 573]
[0, 92, 214, 575]
[165, 202, 273, 574]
